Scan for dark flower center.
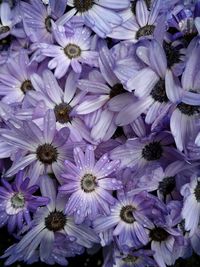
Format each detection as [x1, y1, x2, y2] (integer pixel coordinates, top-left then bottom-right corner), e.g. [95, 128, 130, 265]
[112, 126, 124, 139]
[136, 25, 155, 39]
[177, 102, 200, 116]
[158, 176, 176, 196]
[36, 143, 58, 164]
[81, 174, 97, 193]
[150, 227, 169, 242]
[45, 16, 52, 33]
[109, 83, 126, 99]
[123, 255, 138, 263]
[64, 43, 81, 59]
[0, 26, 10, 34]
[194, 181, 200, 202]
[11, 192, 25, 209]
[21, 80, 34, 94]
[0, 35, 12, 51]
[73, 0, 94, 12]
[142, 142, 163, 161]
[150, 80, 168, 103]
[163, 42, 180, 68]
[120, 205, 135, 224]
[45, 211, 67, 232]
[54, 103, 72, 124]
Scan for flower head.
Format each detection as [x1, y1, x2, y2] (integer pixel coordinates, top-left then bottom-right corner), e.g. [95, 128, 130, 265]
[59, 145, 122, 223]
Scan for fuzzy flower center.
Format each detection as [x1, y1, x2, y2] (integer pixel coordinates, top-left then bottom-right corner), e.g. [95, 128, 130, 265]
[177, 102, 200, 116]
[11, 192, 25, 209]
[109, 83, 126, 99]
[123, 255, 138, 263]
[73, 0, 94, 12]
[194, 181, 200, 202]
[0, 26, 10, 34]
[81, 174, 97, 193]
[142, 142, 163, 161]
[21, 80, 34, 94]
[136, 25, 155, 39]
[163, 42, 180, 68]
[36, 143, 58, 164]
[45, 16, 52, 33]
[64, 43, 81, 59]
[45, 211, 67, 232]
[120, 205, 135, 224]
[54, 103, 72, 124]
[158, 176, 176, 196]
[150, 80, 168, 103]
[150, 227, 169, 241]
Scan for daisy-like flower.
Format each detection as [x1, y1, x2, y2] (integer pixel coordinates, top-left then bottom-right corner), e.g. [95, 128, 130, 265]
[109, 0, 162, 42]
[181, 175, 200, 236]
[110, 131, 183, 170]
[20, 0, 69, 43]
[94, 192, 154, 249]
[165, 44, 200, 151]
[0, 2, 25, 40]
[0, 50, 37, 104]
[39, 25, 98, 78]
[116, 39, 174, 128]
[75, 44, 137, 142]
[59, 145, 122, 224]
[27, 69, 93, 143]
[58, 0, 130, 38]
[128, 160, 192, 202]
[114, 248, 157, 267]
[0, 110, 73, 185]
[0, 171, 49, 233]
[1, 176, 99, 265]
[149, 201, 184, 267]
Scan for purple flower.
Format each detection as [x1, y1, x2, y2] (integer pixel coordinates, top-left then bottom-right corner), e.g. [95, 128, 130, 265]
[110, 131, 183, 170]
[109, 0, 162, 42]
[0, 171, 48, 233]
[59, 145, 122, 223]
[39, 25, 98, 78]
[0, 110, 73, 184]
[149, 201, 184, 267]
[27, 69, 93, 143]
[0, 50, 37, 104]
[20, 0, 68, 43]
[94, 192, 154, 250]
[59, 0, 130, 38]
[1, 176, 99, 265]
[114, 248, 157, 267]
[0, 2, 25, 40]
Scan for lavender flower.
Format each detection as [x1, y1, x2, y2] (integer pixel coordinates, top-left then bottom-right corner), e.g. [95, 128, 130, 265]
[1, 176, 99, 265]
[94, 192, 154, 250]
[59, 0, 130, 38]
[0, 110, 73, 184]
[59, 145, 122, 223]
[39, 25, 98, 78]
[0, 171, 48, 233]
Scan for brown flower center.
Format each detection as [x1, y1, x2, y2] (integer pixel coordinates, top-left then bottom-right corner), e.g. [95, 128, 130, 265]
[120, 205, 135, 224]
[45, 211, 67, 232]
[64, 43, 81, 59]
[36, 143, 58, 164]
[54, 103, 72, 124]
[21, 80, 34, 94]
[81, 174, 97, 193]
[73, 0, 94, 12]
